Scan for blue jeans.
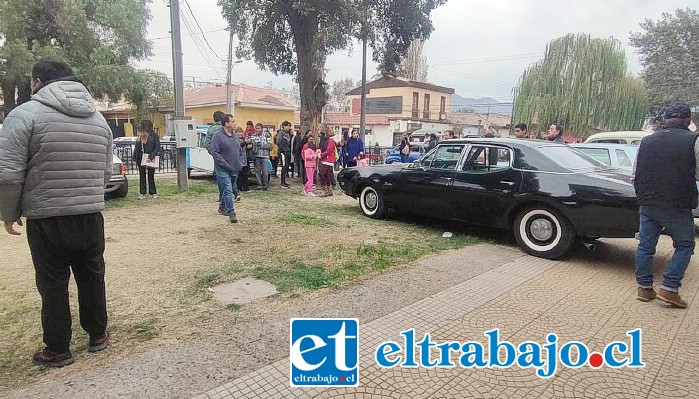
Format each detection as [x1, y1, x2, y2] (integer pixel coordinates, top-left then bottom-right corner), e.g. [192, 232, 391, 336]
[215, 169, 239, 215]
[635, 205, 695, 292]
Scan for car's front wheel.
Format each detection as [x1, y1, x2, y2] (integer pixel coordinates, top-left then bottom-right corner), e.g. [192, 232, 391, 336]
[359, 185, 387, 219]
[513, 206, 575, 259]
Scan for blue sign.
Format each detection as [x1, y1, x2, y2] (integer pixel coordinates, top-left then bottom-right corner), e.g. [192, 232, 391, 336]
[290, 318, 359, 387]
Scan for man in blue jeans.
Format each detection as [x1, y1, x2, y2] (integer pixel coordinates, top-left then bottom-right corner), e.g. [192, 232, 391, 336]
[634, 103, 698, 308]
[210, 114, 245, 223]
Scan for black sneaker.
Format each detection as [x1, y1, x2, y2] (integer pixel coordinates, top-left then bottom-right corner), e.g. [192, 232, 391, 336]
[32, 348, 75, 367]
[281, 183, 291, 189]
[88, 332, 110, 352]
[229, 213, 238, 223]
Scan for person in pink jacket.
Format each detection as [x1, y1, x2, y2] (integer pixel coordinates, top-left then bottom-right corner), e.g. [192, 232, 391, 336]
[302, 139, 318, 196]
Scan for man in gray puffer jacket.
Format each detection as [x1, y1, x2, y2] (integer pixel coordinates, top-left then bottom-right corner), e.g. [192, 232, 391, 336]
[0, 57, 113, 367]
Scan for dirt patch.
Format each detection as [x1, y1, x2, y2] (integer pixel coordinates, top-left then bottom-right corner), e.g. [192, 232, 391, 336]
[0, 178, 477, 390]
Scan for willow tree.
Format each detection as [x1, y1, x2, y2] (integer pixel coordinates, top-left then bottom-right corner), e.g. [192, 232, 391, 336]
[219, 0, 446, 133]
[0, 0, 159, 117]
[512, 33, 648, 138]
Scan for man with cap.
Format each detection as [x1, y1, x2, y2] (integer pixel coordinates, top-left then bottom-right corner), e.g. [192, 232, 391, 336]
[634, 103, 698, 308]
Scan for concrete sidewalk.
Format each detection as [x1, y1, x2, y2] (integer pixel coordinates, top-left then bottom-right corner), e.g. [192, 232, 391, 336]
[195, 237, 699, 399]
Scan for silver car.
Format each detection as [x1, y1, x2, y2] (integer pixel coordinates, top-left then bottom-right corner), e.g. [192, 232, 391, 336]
[571, 143, 699, 217]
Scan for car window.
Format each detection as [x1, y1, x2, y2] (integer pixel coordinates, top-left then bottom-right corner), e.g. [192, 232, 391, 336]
[591, 139, 622, 144]
[630, 140, 642, 145]
[419, 147, 437, 165]
[463, 146, 512, 172]
[539, 145, 607, 170]
[430, 144, 465, 170]
[615, 149, 633, 167]
[576, 148, 612, 165]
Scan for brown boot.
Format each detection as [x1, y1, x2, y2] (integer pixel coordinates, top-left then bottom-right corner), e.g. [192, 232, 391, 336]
[326, 184, 334, 196]
[318, 185, 330, 197]
[657, 288, 688, 308]
[637, 287, 656, 302]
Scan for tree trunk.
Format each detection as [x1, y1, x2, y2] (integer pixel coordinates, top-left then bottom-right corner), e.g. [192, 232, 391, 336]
[291, 14, 324, 139]
[1, 80, 17, 118]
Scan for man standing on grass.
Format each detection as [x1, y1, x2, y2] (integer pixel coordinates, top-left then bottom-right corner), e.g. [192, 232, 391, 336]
[276, 121, 293, 188]
[211, 114, 245, 223]
[0, 56, 112, 367]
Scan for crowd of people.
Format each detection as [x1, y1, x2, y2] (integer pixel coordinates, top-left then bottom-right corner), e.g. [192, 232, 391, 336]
[201, 112, 371, 222]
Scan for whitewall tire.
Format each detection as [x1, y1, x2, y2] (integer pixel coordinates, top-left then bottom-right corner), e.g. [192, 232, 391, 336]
[513, 206, 575, 259]
[359, 186, 387, 219]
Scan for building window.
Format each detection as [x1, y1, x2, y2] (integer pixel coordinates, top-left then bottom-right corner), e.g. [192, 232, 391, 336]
[412, 92, 419, 118]
[423, 94, 430, 119]
[440, 96, 446, 114]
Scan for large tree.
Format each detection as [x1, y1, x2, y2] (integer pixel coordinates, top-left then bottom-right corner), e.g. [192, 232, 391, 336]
[396, 39, 428, 82]
[0, 0, 165, 117]
[630, 8, 699, 107]
[219, 0, 446, 132]
[512, 33, 648, 138]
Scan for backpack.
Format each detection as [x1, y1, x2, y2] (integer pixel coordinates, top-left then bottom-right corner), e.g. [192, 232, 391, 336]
[203, 125, 222, 155]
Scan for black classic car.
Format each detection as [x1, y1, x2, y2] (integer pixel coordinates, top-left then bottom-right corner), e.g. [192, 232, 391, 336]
[337, 138, 640, 259]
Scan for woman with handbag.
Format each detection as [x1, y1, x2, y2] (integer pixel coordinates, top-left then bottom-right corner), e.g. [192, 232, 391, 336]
[133, 120, 161, 199]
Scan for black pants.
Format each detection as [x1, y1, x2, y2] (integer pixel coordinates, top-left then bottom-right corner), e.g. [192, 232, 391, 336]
[139, 166, 157, 195]
[271, 157, 279, 177]
[237, 165, 250, 191]
[26, 213, 108, 353]
[280, 151, 291, 184]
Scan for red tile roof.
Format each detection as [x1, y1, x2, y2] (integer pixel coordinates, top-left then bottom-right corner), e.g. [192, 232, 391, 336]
[184, 84, 297, 110]
[293, 111, 390, 126]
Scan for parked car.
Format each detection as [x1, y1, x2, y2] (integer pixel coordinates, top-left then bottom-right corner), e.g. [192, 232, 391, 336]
[570, 143, 637, 172]
[105, 152, 128, 198]
[385, 142, 425, 164]
[337, 138, 640, 259]
[572, 142, 699, 217]
[584, 131, 651, 145]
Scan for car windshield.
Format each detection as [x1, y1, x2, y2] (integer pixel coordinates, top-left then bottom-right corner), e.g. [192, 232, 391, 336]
[539, 145, 608, 170]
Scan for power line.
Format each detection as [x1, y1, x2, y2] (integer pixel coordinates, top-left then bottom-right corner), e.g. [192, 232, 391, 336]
[148, 28, 227, 41]
[180, 0, 226, 62]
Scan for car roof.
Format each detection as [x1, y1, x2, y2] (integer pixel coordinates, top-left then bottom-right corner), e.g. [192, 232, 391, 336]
[584, 131, 651, 142]
[443, 138, 561, 148]
[571, 143, 639, 150]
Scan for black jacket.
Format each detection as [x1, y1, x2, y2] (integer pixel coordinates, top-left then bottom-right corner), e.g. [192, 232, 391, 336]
[634, 123, 699, 210]
[134, 132, 161, 165]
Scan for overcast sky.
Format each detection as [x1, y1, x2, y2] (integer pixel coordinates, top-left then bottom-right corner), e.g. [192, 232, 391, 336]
[137, 0, 696, 102]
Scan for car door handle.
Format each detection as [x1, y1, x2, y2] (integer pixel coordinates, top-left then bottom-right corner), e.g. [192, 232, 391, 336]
[499, 181, 516, 186]
[440, 177, 454, 182]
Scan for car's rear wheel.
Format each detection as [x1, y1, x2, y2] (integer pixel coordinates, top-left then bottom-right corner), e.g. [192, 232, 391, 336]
[359, 185, 387, 219]
[513, 206, 575, 259]
[111, 179, 129, 199]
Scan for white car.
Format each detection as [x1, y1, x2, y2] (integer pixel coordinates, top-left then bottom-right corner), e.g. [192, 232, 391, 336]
[572, 143, 699, 217]
[105, 152, 128, 198]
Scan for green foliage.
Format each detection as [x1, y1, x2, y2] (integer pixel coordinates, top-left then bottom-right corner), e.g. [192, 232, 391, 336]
[0, 0, 169, 116]
[512, 33, 648, 138]
[218, 0, 446, 131]
[630, 8, 699, 107]
[330, 77, 355, 111]
[395, 39, 429, 82]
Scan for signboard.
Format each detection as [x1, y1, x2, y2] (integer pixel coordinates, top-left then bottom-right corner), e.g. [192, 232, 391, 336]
[365, 96, 403, 114]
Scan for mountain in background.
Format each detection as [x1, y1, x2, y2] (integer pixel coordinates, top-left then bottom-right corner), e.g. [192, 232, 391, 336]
[451, 94, 513, 116]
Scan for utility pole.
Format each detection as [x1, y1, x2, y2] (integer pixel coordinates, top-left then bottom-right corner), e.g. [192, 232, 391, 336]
[169, 0, 188, 190]
[225, 28, 234, 115]
[359, 0, 368, 142]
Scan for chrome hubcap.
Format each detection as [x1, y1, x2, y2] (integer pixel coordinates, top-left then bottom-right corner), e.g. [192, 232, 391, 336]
[365, 192, 377, 210]
[530, 218, 553, 241]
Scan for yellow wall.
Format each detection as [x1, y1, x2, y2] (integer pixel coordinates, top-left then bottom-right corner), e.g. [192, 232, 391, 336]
[350, 86, 452, 119]
[176, 104, 294, 132]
